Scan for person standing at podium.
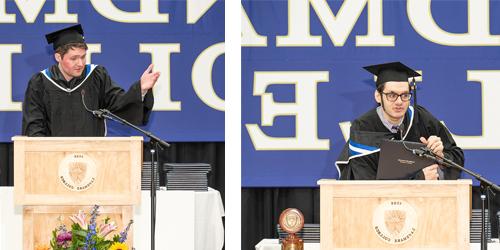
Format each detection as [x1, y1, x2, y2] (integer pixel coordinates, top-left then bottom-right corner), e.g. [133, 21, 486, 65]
[22, 24, 160, 137]
[336, 62, 463, 180]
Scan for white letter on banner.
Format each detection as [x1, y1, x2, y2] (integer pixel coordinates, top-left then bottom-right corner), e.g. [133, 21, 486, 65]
[449, 71, 500, 149]
[246, 71, 330, 150]
[0, 45, 22, 111]
[277, 0, 393, 47]
[140, 44, 181, 111]
[0, 1, 16, 23]
[85, 44, 101, 64]
[192, 43, 225, 111]
[0, 0, 77, 23]
[0, 1, 16, 22]
[276, 0, 321, 46]
[407, 0, 500, 46]
[45, 0, 78, 23]
[90, 0, 168, 23]
[241, 5, 267, 46]
[3, 0, 45, 23]
[187, 0, 216, 24]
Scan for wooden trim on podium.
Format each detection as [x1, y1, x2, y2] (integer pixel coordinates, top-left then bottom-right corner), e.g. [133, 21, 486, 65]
[318, 179, 472, 250]
[13, 137, 26, 205]
[129, 138, 142, 203]
[23, 207, 34, 250]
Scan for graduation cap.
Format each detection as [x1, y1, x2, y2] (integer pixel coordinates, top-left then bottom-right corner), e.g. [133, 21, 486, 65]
[45, 24, 85, 50]
[363, 61, 422, 112]
[363, 61, 420, 87]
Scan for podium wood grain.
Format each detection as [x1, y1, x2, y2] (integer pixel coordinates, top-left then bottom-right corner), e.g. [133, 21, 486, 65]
[13, 136, 142, 205]
[318, 180, 472, 250]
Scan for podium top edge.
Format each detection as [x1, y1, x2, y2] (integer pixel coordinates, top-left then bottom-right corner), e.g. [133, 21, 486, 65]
[11, 136, 144, 141]
[317, 179, 473, 185]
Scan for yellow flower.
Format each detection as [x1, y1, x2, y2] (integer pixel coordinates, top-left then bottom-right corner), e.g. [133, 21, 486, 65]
[110, 242, 129, 250]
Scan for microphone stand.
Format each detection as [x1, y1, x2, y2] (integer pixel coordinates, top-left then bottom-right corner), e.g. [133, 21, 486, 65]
[97, 109, 169, 250]
[414, 149, 499, 250]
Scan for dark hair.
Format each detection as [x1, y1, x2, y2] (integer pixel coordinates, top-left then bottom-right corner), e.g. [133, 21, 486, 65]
[376, 82, 412, 93]
[55, 42, 88, 58]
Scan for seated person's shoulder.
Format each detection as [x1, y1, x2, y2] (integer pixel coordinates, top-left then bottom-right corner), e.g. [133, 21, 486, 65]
[88, 65, 110, 80]
[89, 64, 106, 74]
[415, 105, 432, 115]
[415, 105, 440, 124]
[26, 72, 46, 90]
[94, 64, 105, 71]
[29, 71, 44, 82]
[351, 108, 379, 131]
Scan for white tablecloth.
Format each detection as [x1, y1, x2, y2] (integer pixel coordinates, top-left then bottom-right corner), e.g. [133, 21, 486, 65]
[0, 187, 224, 250]
[255, 239, 500, 250]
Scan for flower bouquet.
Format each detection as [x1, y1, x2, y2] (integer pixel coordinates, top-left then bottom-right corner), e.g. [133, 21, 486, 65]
[49, 205, 133, 250]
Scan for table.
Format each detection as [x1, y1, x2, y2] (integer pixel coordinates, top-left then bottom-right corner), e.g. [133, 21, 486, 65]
[0, 187, 224, 250]
[255, 239, 500, 250]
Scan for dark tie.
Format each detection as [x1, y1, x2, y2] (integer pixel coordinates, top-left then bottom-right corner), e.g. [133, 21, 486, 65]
[391, 125, 399, 133]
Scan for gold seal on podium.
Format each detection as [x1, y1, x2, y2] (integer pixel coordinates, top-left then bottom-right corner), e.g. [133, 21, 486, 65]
[279, 208, 304, 250]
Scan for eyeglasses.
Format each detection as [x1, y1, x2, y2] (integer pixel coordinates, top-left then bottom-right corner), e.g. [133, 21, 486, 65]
[381, 92, 412, 102]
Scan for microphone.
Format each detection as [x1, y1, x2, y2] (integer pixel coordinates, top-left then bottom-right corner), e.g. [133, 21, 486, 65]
[412, 147, 426, 156]
[411, 147, 444, 165]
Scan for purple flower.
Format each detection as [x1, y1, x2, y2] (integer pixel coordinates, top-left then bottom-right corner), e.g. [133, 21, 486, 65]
[56, 231, 72, 247]
[84, 205, 100, 250]
[119, 220, 134, 243]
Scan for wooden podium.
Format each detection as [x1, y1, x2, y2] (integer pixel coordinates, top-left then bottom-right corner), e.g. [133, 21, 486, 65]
[12, 136, 143, 249]
[318, 179, 472, 250]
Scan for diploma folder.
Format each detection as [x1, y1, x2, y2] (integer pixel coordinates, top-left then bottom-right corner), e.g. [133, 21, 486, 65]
[376, 139, 435, 180]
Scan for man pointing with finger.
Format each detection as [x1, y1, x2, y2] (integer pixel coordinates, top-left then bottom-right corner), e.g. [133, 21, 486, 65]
[336, 62, 463, 180]
[22, 24, 159, 136]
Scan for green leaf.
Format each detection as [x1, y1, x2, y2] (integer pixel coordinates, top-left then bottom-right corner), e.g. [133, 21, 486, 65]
[71, 223, 83, 231]
[72, 229, 88, 238]
[96, 240, 112, 250]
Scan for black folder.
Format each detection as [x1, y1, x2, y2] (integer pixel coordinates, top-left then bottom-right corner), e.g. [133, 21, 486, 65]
[376, 140, 435, 180]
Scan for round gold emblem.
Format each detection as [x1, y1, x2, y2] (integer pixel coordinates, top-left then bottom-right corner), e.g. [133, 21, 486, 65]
[372, 199, 417, 244]
[279, 208, 304, 234]
[58, 153, 97, 192]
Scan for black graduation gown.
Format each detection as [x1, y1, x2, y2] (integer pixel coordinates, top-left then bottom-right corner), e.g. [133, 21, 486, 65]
[22, 64, 154, 136]
[335, 105, 463, 180]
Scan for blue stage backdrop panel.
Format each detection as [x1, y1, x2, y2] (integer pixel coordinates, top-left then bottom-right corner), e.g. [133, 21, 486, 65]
[242, 0, 500, 187]
[0, 0, 224, 142]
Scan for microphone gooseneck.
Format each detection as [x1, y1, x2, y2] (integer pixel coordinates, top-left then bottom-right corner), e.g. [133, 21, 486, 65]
[398, 123, 405, 140]
[81, 89, 108, 119]
[81, 89, 93, 114]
